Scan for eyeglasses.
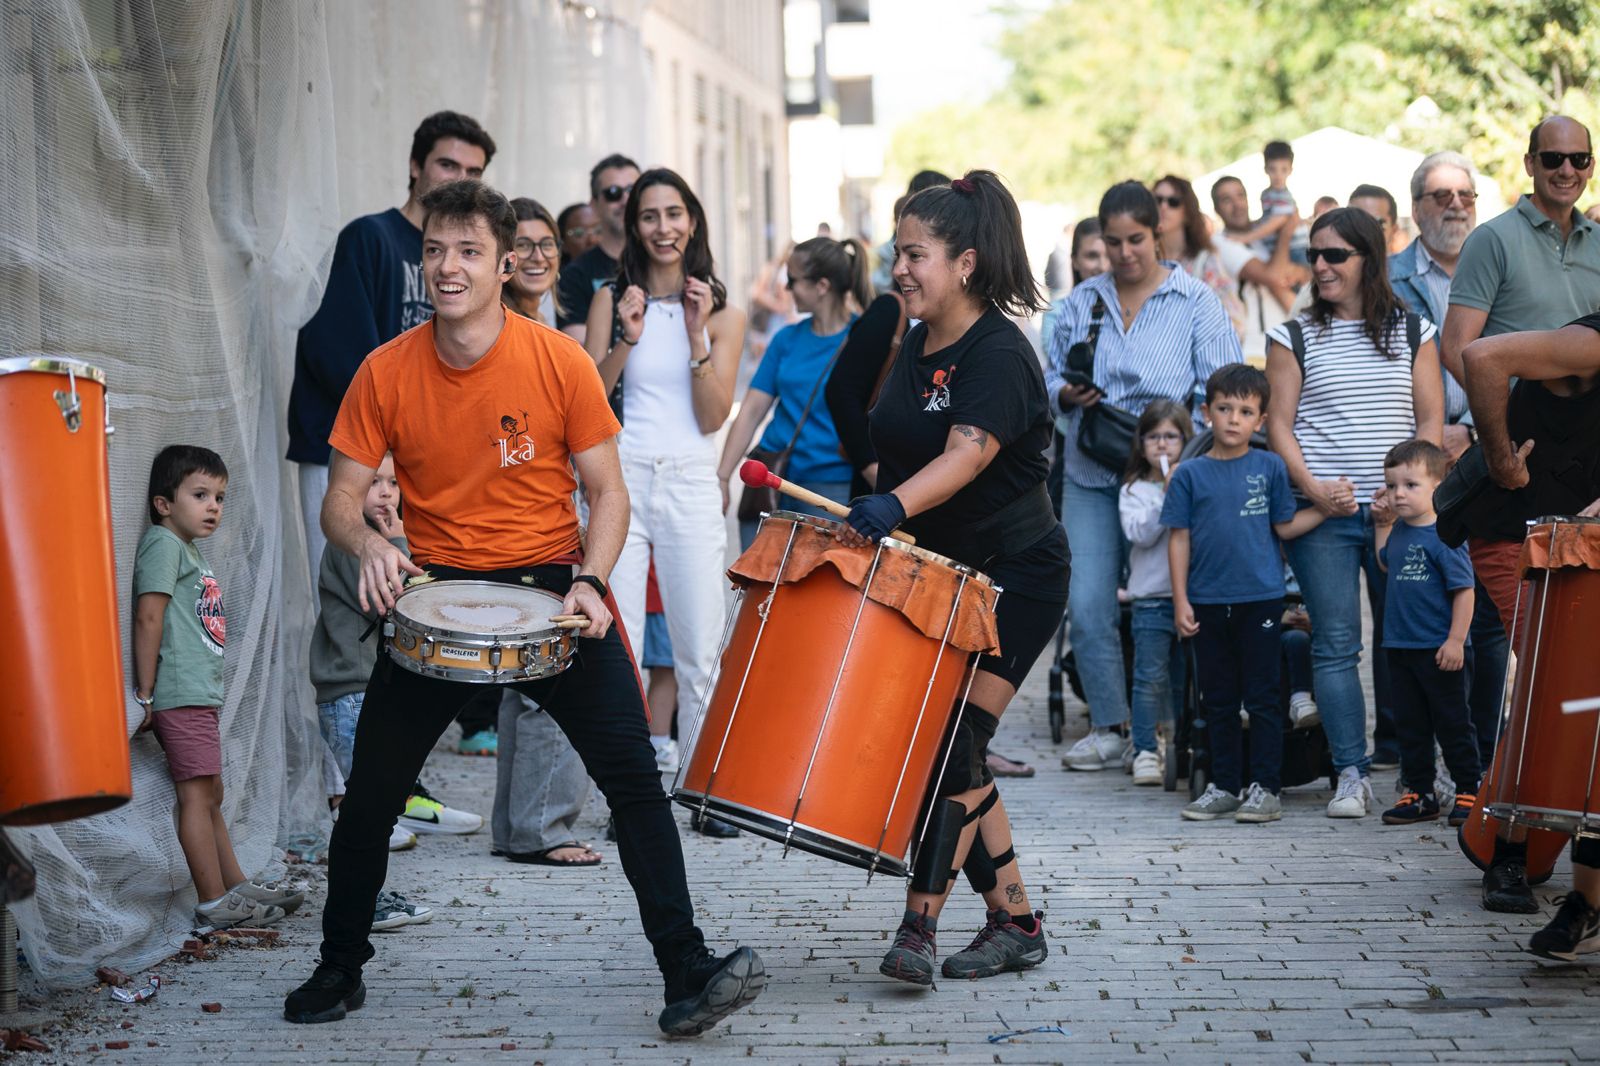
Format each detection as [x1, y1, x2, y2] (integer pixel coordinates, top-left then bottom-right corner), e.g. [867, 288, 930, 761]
[1143, 431, 1184, 443]
[563, 225, 600, 239]
[1422, 188, 1477, 207]
[600, 183, 634, 203]
[1156, 195, 1184, 209]
[1306, 247, 1361, 265]
[514, 237, 559, 257]
[1535, 151, 1594, 171]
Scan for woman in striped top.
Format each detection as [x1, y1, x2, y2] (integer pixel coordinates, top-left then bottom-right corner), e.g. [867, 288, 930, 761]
[1046, 182, 1242, 769]
[1264, 207, 1444, 819]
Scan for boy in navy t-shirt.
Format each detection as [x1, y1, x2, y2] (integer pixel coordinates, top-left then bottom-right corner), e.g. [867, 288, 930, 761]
[1371, 439, 1481, 828]
[1163, 366, 1323, 824]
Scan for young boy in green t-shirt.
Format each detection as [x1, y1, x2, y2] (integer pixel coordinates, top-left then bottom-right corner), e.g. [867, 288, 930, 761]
[133, 445, 302, 931]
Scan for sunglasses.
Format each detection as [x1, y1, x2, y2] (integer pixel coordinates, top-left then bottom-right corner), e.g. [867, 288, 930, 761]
[600, 183, 634, 203]
[563, 225, 600, 239]
[1535, 151, 1593, 170]
[1422, 188, 1477, 207]
[514, 237, 559, 257]
[1156, 195, 1184, 209]
[1306, 247, 1361, 265]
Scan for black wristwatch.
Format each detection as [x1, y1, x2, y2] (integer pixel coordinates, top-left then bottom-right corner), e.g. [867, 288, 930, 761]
[572, 574, 609, 600]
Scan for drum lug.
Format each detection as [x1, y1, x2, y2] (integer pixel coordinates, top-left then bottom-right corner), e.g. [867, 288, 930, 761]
[489, 644, 503, 668]
[53, 389, 82, 432]
[420, 639, 434, 658]
[383, 622, 395, 639]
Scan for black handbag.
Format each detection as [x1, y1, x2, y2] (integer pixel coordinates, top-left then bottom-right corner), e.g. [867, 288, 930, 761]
[737, 337, 847, 523]
[1070, 297, 1139, 471]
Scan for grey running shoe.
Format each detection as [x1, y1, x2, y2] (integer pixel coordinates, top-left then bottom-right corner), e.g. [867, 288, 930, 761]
[658, 946, 766, 1037]
[879, 906, 938, 986]
[1182, 784, 1242, 821]
[234, 878, 306, 914]
[193, 889, 286, 931]
[941, 908, 1047, 979]
[1235, 782, 1282, 823]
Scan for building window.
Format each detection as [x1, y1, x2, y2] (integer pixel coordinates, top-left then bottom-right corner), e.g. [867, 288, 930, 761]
[836, 77, 874, 126]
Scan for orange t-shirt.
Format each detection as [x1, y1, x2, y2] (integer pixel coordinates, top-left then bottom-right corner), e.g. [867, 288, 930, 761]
[329, 310, 620, 569]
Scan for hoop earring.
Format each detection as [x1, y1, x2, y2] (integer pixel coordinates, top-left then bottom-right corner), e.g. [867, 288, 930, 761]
[960, 275, 969, 289]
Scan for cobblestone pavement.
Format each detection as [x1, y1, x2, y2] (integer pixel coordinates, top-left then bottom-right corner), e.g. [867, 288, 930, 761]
[14, 655, 1600, 1065]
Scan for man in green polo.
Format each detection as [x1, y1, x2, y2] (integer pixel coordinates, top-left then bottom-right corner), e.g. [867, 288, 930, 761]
[1440, 113, 1600, 917]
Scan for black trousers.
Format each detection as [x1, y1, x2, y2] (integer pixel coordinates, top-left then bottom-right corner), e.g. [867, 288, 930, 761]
[1192, 599, 1284, 794]
[1386, 647, 1482, 796]
[320, 569, 704, 982]
[1462, 577, 1509, 770]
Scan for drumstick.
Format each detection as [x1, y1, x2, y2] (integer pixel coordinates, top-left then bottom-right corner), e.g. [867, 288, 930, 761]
[739, 459, 917, 545]
[549, 615, 590, 630]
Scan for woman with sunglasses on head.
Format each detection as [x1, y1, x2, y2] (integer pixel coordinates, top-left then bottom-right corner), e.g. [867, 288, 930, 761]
[718, 236, 871, 549]
[1264, 207, 1444, 820]
[1155, 175, 1246, 344]
[583, 168, 745, 798]
[1045, 181, 1242, 774]
[838, 170, 1068, 986]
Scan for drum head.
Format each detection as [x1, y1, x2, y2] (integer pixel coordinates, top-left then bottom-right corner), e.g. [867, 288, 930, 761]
[394, 581, 562, 641]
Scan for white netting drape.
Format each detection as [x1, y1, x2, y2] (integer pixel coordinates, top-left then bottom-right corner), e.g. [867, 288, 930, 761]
[2, 0, 649, 988]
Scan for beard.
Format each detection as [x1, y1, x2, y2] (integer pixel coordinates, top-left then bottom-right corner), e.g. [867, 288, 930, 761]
[1417, 213, 1471, 257]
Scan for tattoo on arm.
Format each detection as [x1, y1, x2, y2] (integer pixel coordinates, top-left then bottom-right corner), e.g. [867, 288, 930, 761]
[1004, 882, 1024, 905]
[953, 424, 991, 450]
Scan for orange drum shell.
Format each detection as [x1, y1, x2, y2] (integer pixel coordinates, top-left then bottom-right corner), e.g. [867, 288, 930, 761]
[1483, 565, 1600, 835]
[678, 563, 970, 872]
[0, 366, 132, 824]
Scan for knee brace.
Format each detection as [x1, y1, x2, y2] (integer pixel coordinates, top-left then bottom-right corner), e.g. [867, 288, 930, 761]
[911, 787, 1000, 895]
[961, 821, 1017, 895]
[936, 704, 1000, 797]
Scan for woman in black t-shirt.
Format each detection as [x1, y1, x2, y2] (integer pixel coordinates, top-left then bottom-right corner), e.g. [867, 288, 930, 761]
[838, 170, 1069, 986]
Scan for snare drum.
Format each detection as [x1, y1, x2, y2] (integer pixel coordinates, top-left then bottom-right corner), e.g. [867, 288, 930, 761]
[674, 512, 1001, 877]
[1481, 515, 1600, 838]
[385, 580, 575, 683]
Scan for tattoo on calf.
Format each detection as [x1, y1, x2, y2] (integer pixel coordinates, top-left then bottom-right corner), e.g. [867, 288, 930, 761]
[1005, 882, 1024, 905]
[953, 424, 991, 450]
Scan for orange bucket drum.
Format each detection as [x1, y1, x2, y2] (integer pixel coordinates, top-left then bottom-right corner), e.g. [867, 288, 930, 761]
[1476, 516, 1600, 843]
[674, 512, 1000, 877]
[0, 357, 131, 824]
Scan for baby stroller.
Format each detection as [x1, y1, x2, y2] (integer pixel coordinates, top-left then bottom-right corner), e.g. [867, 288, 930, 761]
[1162, 428, 1336, 797]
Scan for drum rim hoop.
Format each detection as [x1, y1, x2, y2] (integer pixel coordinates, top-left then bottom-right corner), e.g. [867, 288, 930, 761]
[764, 509, 994, 585]
[1531, 514, 1600, 526]
[0, 355, 107, 384]
[392, 579, 567, 643]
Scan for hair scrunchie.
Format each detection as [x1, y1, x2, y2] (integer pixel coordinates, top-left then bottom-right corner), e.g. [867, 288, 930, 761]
[951, 177, 976, 194]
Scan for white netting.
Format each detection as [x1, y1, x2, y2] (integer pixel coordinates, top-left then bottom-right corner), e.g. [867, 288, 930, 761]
[2, 0, 651, 988]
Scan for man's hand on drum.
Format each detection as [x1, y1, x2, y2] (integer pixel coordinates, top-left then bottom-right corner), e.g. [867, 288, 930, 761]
[562, 579, 612, 639]
[357, 534, 424, 614]
[839, 492, 906, 548]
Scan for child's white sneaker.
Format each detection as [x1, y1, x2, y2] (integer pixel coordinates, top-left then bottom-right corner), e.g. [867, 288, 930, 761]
[1326, 766, 1374, 818]
[1131, 749, 1163, 786]
[1289, 692, 1320, 729]
[1061, 729, 1127, 771]
[195, 889, 286, 931]
[233, 878, 305, 914]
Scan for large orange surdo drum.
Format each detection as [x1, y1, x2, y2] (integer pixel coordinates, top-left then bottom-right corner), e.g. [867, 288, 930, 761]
[0, 358, 132, 824]
[674, 512, 1000, 877]
[1477, 516, 1600, 841]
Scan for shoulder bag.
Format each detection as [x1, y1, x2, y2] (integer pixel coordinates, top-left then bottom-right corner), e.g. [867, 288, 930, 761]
[1072, 296, 1141, 471]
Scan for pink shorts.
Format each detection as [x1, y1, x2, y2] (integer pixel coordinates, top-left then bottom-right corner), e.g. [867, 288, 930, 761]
[151, 706, 223, 782]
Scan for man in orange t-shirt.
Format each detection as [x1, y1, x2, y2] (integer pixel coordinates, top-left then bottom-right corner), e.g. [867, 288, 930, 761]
[283, 181, 765, 1036]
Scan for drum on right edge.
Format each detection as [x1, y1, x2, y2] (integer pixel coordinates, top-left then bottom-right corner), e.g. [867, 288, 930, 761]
[1482, 515, 1600, 838]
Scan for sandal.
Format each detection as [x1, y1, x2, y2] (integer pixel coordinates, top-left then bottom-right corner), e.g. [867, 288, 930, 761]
[502, 843, 602, 867]
[986, 751, 1036, 778]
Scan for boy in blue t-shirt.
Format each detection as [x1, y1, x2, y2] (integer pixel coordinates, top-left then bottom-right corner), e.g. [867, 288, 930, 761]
[1163, 366, 1323, 824]
[1371, 439, 1481, 828]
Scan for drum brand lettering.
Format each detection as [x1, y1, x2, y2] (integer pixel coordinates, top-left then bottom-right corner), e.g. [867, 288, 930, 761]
[195, 574, 225, 652]
[495, 411, 535, 468]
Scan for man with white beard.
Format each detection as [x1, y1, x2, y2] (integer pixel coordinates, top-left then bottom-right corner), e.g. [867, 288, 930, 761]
[1389, 151, 1479, 452]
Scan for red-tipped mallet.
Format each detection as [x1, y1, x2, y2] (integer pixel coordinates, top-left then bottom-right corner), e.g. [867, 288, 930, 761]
[739, 459, 915, 544]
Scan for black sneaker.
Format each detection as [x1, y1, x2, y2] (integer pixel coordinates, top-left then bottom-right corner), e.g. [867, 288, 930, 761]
[658, 946, 766, 1037]
[1446, 792, 1476, 829]
[284, 960, 366, 1024]
[1483, 858, 1539, 914]
[1529, 892, 1600, 961]
[879, 906, 938, 986]
[1381, 791, 1441, 825]
[941, 908, 1048, 979]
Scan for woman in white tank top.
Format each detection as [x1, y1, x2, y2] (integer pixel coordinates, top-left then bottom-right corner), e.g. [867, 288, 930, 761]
[584, 169, 746, 785]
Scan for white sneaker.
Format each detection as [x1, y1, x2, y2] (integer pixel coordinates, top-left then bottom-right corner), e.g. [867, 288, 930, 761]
[653, 737, 680, 772]
[1326, 765, 1374, 818]
[389, 824, 418, 851]
[194, 889, 286, 932]
[1131, 749, 1163, 786]
[401, 785, 483, 835]
[1062, 729, 1127, 771]
[1289, 692, 1320, 729]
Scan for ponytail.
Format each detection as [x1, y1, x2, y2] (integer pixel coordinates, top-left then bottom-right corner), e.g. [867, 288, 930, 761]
[900, 169, 1046, 317]
[793, 235, 874, 313]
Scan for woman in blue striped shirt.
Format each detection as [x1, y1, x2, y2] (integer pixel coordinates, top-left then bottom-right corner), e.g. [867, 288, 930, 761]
[1046, 182, 1243, 769]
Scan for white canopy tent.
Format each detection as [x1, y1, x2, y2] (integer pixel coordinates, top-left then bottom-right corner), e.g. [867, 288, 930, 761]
[1195, 126, 1508, 228]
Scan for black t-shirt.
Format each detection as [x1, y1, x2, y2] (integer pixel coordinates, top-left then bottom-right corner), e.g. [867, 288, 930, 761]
[870, 307, 1063, 592]
[555, 245, 619, 329]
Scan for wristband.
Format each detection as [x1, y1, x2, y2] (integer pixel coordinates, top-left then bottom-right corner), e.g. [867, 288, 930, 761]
[572, 574, 609, 600]
[134, 693, 154, 709]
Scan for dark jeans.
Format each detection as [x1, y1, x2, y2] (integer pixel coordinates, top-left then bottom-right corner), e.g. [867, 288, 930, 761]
[1192, 599, 1284, 794]
[1282, 627, 1312, 694]
[1363, 551, 1396, 758]
[1462, 578, 1509, 770]
[321, 570, 704, 982]
[1386, 647, 1482, 796]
